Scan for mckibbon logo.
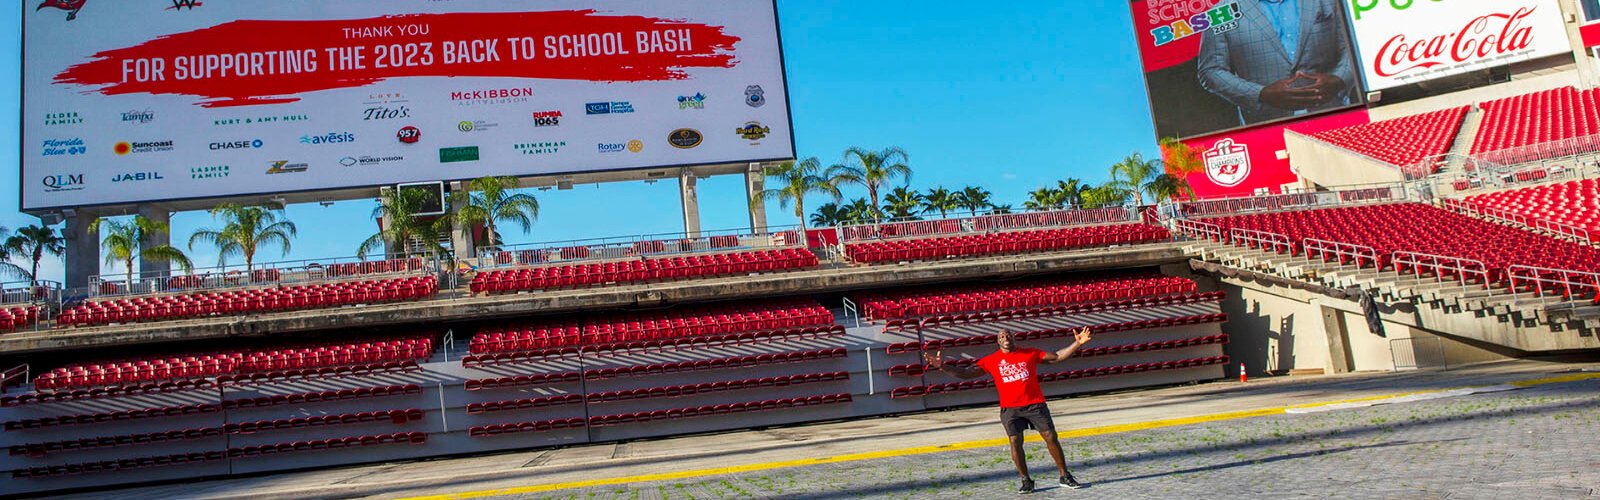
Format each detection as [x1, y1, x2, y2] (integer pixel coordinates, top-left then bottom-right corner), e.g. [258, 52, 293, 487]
[1204, 139, 1251, 188]
[451, 87, 532, 107]
[114, 140, 175, 156]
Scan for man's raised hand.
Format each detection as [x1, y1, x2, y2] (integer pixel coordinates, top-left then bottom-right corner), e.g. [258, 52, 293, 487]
[1075, 327, 1093, 345]
[922, 350, 944, 369]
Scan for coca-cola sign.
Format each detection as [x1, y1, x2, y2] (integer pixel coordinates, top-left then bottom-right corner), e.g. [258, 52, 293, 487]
[1346, 0, 1569, 90]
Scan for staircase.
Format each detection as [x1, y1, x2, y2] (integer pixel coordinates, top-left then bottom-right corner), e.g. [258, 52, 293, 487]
[1439, 108, 1485, 176]
[1183, 238, 1600, 353]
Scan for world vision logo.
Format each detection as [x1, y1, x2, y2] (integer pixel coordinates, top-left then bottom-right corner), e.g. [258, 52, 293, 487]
[37, 0, 199, 21]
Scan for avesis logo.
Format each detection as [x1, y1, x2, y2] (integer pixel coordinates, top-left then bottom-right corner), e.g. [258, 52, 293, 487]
[209, 139, 264, 151]
[41, 174, 85, 192]
[300, 132, 356, 145]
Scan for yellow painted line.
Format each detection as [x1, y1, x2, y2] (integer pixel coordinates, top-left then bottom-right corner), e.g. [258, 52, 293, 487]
[401, 372, 1599, 500]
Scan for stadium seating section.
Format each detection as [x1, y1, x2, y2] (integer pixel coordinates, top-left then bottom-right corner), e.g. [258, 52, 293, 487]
[1200, 203, 1600, 282]
[59, 276, 439, 327]
[468, 299, 834, 355]
[1312, 106, 1468, 168]
[9, 432, 428, 479]
[1472, 86, 1600, 154]
[844, 223, 1170, 264]
[469, 248, 818, 295]
[31, 336, 434, 391]
[470, 394, 854, 437]
[1465, 179, 1600, 239]
[0, 306, 39, 332]
[890, 356, 1229, 398]
[853, 274, 1198, 321]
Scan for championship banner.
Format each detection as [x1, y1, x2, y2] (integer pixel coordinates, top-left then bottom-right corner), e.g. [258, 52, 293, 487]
[1345, 0, 1572, 90]
[23, 0, 794, 211]
[1131, 0, 1366, 140]
[1180, 108, 1370, 199]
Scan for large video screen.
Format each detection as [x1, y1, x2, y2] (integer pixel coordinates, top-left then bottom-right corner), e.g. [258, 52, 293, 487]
[1131, 0, 1367, 140]
[22, 0, 794, 211]
[1344, 0, 1573, 91]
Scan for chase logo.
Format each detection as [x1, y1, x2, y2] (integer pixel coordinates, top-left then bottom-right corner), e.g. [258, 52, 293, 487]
[209, 139, 264, 150]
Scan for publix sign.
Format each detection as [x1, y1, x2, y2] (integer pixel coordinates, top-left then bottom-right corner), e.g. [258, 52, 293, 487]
[1345, 0, 1571, 90]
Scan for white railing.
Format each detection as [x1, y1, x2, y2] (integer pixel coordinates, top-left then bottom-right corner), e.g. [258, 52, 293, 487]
[476, 225, 805, 270]
[1175, 183, 1407, 219]
[1507, 265, 1600, 303]
[1473, 133, 1600, 168]
[837, 206, 1138, 244]
[87, 255, 441, 298]
[1303, 238, 1381, 269]
[1228, 228, 1295, 255]
[1172, 219, 1225, 242]
[1, 280, 61, 305]
[1393, 252, 1492, 288]
[1440, 197, 1594, 244]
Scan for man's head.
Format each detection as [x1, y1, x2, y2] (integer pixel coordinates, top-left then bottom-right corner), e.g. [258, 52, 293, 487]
[997, 329, 1016, 352]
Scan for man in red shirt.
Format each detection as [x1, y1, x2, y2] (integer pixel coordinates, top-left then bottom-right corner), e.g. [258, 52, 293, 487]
[924, 327, 1092, 494]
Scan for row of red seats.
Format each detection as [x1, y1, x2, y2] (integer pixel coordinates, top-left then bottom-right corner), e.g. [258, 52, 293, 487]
[160, 258, 426, 292]
[588, 394, 853, 427]
[0, 306, 40, 332]
[4, 403, 219, 431]
[466, 394, 585, 415]
[469, 298, 833, 355]
[2, 379, 218, 406]
[214, 361, 422, 386]
[33, 336, 434, 391]
[59, 276, 438, 327]
[856, 273, 1197, 321]
[890, 356, 1230, 398]
[1313, 106, 1467, 170]
[8, 410, 422, 458]
[470, 248, 818, 294]
[464, 372, 583, 391]
[222, 384, 422, 410]
[892, 291, 1227, 332]
[229, 432, 427, 460]
[1200, 203, 1600, 282]
[886, 313, 1229, 354]
[888, 334, 1230, 376]
[1472, 86, 1600, 155]
[845, 224, 1170, 264]
[1466, 178, 1600, 240]
[582, 348, 850, 381]
[461, 325, 846, 367]
[586, 371, 850, 404]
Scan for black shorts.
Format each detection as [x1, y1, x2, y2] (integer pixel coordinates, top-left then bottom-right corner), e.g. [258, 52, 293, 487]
[999, 403, 1056, 437]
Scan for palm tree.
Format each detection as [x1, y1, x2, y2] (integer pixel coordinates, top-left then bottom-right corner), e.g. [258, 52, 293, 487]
[1056, 178, 1089, 209]
[1146, 174, 1192, 203]
[92, 216, 193, 288]
[991, 204, 1014, 215]
[5, 225, 65, 284]
[1159, 137, 1203, 202]
[922, 187, 959, 219]
[1024, 188, 1063, 211]
[360, 187, 448, 259]
[881, 186, 925, 220]
[452, 176, 540, 250]
[1080, 185, 1125, 209]
[956, 186, 993, 216]
[809, 202, 848, 228]
[828, 147, 911, 223]
[0, 227, 28, 282]
[754, 158, 843, 231]
[1110, 153, 1162, 206]
[188, 204, 298, 272]
[840, 198, 875, 224]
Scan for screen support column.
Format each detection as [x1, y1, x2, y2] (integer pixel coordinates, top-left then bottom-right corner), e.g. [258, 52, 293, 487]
[746, 162, 768, 234]
[680, 169, 701, 238]
[63, 209, 102, 290]
[137, 206, 173, 284]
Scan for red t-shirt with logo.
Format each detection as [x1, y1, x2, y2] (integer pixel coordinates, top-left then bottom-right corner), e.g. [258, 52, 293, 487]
[977, 348, 1047, 408]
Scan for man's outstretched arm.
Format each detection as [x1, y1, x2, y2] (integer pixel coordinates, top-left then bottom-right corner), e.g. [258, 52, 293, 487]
[1041, 328, 1093, 364]
[923, 350, 986, 379]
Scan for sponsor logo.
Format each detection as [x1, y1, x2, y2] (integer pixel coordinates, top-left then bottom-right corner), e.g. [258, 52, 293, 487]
[41, 138, 87, 157]
[363, 106, 411, 121]
[598, 143, 627, 154]
[166, 0, 201, 11]
[266, 161, 309, 175]
[34, 0, 86, 21]
[745, 85, 767, 108]
[397, 126, 422, 144]
[1148, 2, 1240, 47]
[1371, 7, 1543, 79]
[439, 146, 480, 163]
[121, 109, 155, 125]
[41, 173, 85, 192]
[1203, 139, 1251, 188]
[533, 111, 563, 127]
[678, 93, 706, 110]
[208, 139, 264, 150]
[668, 129, 704, 149]
[736, 122, 771, 142]
[191, 165, 229, 180]
[43, 112, 82, 126]
[114, 140, 175, 156]
[299, 132, 356, 145]
[340, 155, 404, 167]
[515, 141, 566, 156]
[450, 87, 532, 106]
[585, 102, 635, 115]
[457, 120, 499, 133]
[628, 140, 644, 153]
[213, 114, 308, 127]
[112, 171, 164, 183]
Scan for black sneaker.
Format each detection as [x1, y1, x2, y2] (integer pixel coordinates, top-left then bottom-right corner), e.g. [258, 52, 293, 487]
[1017, 478, 1035, 494]
[1060, 471, 1083, 489]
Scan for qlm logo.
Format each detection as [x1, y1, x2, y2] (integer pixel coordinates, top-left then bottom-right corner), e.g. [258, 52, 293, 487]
[1204, 139, 1251, 188]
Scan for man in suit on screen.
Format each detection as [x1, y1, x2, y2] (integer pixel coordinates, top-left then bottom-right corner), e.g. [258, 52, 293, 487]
[1197, 0, 1359, 125]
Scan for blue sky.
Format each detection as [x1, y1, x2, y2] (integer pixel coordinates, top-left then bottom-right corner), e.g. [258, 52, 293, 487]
[0, 1, 1161, 282]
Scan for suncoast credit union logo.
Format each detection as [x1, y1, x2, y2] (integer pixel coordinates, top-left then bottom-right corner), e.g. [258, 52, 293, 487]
[266, 161, 309, 175]
[678, 93, 706, 110]
[41, 173, 85, 192]
[515, 141, 565, 156]
[42, 138, 87, 157]
[585, 102, 635, 115]
[1203, 139, 1251, 188]
[451, 87, 532, 106]
[299, 132, 355, 145]
[191, 165, 229, 180]
[532, 111, 562, 127]
[209, 139, 264, 151]
[43, 112, 82, 126]
[114, 140, 175, 156]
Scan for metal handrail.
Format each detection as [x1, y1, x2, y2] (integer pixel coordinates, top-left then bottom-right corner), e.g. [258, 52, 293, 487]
[1440, 197, 1594, 243]
[837, 206, 1138, 244]
[0, 364, 27, 393]
[1507, 265, 1600, 304]
[1228, 228, 1295, 255]
[1303, 238, 1380, 268]
[1176, 183, 1407, 219]
[1393, 251, 1492, 288]
[476, 225, 805, 270]
[88, 255, 440, 299]
[1172, 219, 1225, 242]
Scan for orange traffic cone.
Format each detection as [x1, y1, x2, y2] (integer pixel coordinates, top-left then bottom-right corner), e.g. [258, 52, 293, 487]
[1239, 363, 1247, 383]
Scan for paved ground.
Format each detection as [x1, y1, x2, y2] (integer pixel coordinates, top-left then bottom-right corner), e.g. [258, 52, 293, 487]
[65, 360, 1600, 500]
